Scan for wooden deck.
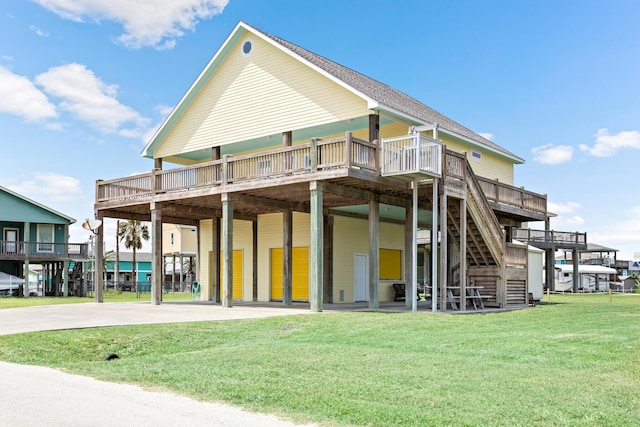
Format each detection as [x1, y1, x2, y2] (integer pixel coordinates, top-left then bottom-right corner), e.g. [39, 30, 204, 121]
[0, 241, 88, 261]
[95, 133, 547, 224]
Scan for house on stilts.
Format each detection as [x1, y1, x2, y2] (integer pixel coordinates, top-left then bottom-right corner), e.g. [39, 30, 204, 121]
[93, 22, 586, 311]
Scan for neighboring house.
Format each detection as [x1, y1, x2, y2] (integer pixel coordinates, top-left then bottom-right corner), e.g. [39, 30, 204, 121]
[104, 252, 152, 291]
[0, 185, 87, 296]
[163, 223, 197, 289]
[92, 22, 585, 310]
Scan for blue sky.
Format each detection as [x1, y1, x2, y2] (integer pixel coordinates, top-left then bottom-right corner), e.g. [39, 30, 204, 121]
[1, 0, 639, 259]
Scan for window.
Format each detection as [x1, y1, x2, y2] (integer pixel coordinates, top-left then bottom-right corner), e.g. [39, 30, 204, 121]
[379, 249, 402, 280]
[241, 39, 253, 56]
[170, 233, 174, 245]
[37, 224, 54, 252]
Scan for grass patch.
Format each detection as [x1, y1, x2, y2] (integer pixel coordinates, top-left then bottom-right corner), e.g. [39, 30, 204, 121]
[0, 294, 639, 426]
[0, 290, 192, 309]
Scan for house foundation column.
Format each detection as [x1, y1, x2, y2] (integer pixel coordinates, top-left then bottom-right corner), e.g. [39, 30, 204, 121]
[221, 193, 234, 308]
[460, 198, 467, 310]
[572, 249, 579, 293]
[211, 216, 221, 303]
[369, 199, 380, 310]
[24, 222, 30, 298]
[151, 203, 162, 305]
[95, 212, 104, 303]
[439, 191, 448, 311]
[309, 182, 323, 312]
[404, 204, 414, 308]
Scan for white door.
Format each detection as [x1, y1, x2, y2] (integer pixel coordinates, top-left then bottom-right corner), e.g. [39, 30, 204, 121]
[4, 229, 18, 253]
[354, 253, 368, 302]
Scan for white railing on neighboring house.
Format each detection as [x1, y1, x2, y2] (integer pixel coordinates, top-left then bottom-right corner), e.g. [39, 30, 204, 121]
[380, 133, 442, 178]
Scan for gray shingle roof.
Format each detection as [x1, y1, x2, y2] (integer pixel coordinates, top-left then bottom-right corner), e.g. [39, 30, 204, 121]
[250, 23, 523, 163]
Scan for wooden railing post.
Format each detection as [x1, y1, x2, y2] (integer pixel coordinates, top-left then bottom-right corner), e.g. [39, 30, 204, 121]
[310, 138, 319, 172]
[151, 168, 158, 196]
[222, 154, 230, 185]
[344, 132, 353, 168]
[372, 138, 379, 173]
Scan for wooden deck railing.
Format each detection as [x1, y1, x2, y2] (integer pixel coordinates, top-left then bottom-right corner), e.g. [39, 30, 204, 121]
[512, 228, 587, 249]
[0, 241, 88, 260]
[478, 178, 547, 216]
[505, 243, 528, 268]
[97, 133, 377, 203]
[380, 133, 442, 177]
[96, 132, 547, 221]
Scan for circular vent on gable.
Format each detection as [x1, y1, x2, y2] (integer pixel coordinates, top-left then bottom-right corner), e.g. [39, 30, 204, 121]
[241, 39, 253, 56]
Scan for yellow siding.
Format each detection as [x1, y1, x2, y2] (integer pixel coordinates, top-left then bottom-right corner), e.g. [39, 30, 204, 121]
[215, 250, 243, 300]
[198, 218, 253, 301]
[156, 35, 370, 158]
[270, 247, 309, 301]
[257, 212, 310, 302]
[437, 134, 514, 184]
[332, 215, 405, 303]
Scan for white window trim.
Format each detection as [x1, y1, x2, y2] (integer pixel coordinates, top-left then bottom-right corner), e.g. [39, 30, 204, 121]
[37, 224, 54, 253]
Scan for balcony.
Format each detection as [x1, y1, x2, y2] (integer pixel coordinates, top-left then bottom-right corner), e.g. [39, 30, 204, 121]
[95, 132, 547, 223]
[512, 228, 587, 250]
[0, 241, 88, 261]
[380, 133, 442, 179]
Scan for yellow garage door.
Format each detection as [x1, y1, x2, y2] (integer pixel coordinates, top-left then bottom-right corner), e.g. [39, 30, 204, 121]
[209, 250, 243, 300]
[270, 247, 309, 301]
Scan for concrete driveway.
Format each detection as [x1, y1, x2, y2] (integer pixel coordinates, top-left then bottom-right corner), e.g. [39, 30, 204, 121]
[0, 301, 316, 426]
[0, 301, 311, 336]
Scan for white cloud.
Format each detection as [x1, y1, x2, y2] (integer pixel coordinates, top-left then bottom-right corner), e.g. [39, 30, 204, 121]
[35, 0, 229, 49]
[35, 63, 150, 135]
[5, 172, 84, 203]
[0, 66, 57, 121]
[548, 201, 581, 215]
[531, 143, 573, 164]
[29, 25, 49, 37]
[579, 128, 640, 157]
[478, 132, 494, 141]
[548, 201, 585, 228]
[2, 55, 14, 61]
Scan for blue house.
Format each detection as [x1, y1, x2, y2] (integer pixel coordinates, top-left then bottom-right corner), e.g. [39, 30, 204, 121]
[0, 185, 87, 296]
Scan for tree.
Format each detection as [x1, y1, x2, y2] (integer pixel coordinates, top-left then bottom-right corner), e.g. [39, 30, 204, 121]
[118, 220, 150, 291]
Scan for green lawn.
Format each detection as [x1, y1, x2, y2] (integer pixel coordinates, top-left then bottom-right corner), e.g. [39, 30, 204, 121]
[0, 294, 638, 426]
[0, 290, 192, 309]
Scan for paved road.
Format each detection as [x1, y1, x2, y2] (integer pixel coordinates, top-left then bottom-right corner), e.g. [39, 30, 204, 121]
[0, 302, 316, 426]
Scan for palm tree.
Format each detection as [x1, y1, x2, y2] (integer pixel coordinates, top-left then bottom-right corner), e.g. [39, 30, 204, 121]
[118, 220, 150, 291]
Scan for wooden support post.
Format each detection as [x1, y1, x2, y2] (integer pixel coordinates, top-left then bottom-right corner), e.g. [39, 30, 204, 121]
[369, 199, 380, 310]
[283, 209, 293, 305]
[154, 158, 162, 170]
[368, 113, 379, 142]
[572, 249, 579, 293]
[151, 203, 163, 305]
[253, 220, 258, 302]
[309, 182, 323, 312]
[23, 222, 30, 298]
[221, 193, 233, 308]
[431, 179, 438, 311]
[212, 216, 221, 303]
[323, 214, 333, 304]
[439, 191, 448, 311]
[282, 131, 292, 147]
[95, 212, 104, 303]
[63, 261, 69, 297]
[310, 138, 319, 172]
[411, 179, 418, 312]
[460, 198, 467, 310]
[212, 147, 221, 161]
[404, 204, 414, 308]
